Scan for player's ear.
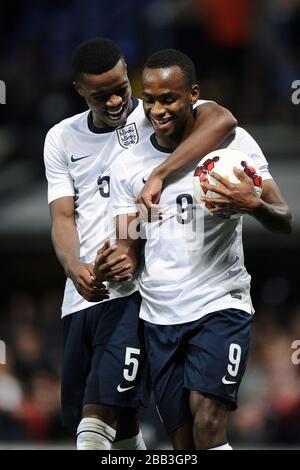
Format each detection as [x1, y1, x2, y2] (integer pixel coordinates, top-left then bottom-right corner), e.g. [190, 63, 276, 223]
[190, 84, 200, 105]
[122, 59, 128, 73]
[73, 80, 84, 97]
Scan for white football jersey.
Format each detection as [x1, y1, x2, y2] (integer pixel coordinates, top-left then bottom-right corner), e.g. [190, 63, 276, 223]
[44, 97, 151, 317]
[110, 126, 272, 325]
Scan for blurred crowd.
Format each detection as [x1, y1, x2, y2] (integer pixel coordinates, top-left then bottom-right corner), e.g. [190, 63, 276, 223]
[0, 288, 299, 448]
[1, 0, 300, 203]
[0, 290, 64, 443]
[1, 0, 300, 123]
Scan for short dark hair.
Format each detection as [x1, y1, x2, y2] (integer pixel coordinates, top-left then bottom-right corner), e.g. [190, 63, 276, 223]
[143, 49, 197, 88]
[72, 37, 123, 80]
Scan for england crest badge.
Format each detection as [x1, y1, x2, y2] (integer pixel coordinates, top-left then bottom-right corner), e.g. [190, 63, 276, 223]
[117, 123, 139, 148]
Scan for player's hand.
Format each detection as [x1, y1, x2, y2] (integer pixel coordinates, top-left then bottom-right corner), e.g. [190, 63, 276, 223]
[135, 173, 164, 222]
[94, 240, 133, 283]
[200, 168, 262, 215]
[67, 259, 110, 302]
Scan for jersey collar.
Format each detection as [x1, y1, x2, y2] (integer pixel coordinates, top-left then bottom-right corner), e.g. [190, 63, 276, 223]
[150, 133, 173, 154]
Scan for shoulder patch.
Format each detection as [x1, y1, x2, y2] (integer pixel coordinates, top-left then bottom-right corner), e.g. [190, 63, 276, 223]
[117, 123, 139, 148]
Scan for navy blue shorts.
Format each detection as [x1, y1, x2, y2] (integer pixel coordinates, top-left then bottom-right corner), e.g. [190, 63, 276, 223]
[143, 308, 252, 433]
[61, 292, 149, 426]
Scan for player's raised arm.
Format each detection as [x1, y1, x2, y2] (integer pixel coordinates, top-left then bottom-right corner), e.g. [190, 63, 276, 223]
[136, 101, 237, 209]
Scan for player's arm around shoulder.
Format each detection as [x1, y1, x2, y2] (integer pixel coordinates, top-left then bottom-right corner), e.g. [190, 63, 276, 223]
[136, 101, 237, 210]
[252, 178, 293, 234]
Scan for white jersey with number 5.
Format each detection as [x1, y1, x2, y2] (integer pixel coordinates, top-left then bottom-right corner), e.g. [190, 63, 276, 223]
[44, 97, 150, 317]
[110, 126, 272, 325]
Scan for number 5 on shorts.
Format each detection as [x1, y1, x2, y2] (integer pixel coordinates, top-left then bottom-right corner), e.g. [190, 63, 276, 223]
[123, 347, 140, 382]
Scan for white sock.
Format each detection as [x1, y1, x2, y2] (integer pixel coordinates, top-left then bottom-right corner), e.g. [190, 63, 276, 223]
[76, 417, 116, 450]
[111, 430, 146, 450]
[207, 442, 232, 450]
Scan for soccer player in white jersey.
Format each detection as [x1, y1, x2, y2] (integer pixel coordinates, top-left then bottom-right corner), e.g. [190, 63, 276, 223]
[94, 49, 293, 450]
[43, 38, 237, 450]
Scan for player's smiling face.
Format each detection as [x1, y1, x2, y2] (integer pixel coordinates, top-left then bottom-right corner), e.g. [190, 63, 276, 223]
[142, 66, 199, 147]
[75, 59, 132, 128]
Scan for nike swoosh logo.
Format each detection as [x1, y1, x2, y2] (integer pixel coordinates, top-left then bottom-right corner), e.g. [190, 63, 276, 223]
[71, 154, 93, 162]
[142, 177, 147, 184]
[117, 384, 135, 393]
[222, 376, 237, 385]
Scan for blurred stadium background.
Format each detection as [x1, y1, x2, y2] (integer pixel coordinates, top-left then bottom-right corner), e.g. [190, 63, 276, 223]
[0, 0, 300, 449]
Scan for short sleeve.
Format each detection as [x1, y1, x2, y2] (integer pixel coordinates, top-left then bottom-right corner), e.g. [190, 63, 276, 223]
[110, 153, 137, 217]
[44, 127, 75, 204]
[238, 128, 272, 181]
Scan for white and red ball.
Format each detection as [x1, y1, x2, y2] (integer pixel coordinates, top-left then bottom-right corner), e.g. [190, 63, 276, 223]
[193, 148, 262, 219]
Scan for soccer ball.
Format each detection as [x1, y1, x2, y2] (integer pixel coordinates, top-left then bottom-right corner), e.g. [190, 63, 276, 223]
[193, 148, 263, 219]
